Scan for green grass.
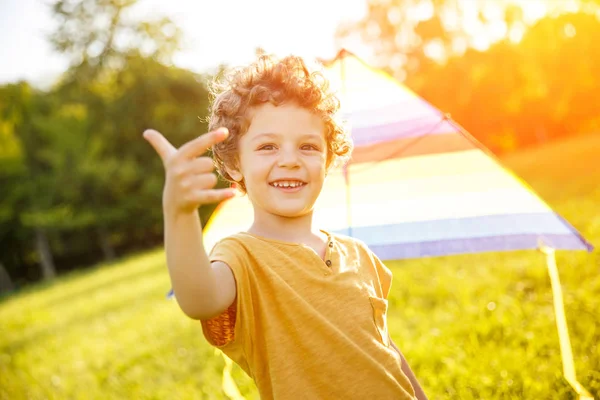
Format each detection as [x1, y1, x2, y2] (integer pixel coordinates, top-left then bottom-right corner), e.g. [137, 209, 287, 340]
[1, 134, 599, 399]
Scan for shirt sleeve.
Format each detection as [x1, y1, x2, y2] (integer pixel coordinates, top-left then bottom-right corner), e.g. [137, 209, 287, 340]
[374, 253, 393, 299]
[200, 236, 250, 349]
[362, 243, 393, 299]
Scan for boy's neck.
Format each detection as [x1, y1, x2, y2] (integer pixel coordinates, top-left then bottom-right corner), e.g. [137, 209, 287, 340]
[248, 209, 324, 244]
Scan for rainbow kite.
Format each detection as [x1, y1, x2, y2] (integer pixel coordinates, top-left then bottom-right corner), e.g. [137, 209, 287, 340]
[202, 50, 593, 257]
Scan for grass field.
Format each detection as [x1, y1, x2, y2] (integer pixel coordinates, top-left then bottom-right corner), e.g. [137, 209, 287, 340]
[1, 133, 599, 399]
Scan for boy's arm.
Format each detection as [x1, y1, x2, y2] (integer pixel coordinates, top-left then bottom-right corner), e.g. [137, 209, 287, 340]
[164, 210, 236, 320]
[144, 128, 237, 320]
[389, 336, 428, 400]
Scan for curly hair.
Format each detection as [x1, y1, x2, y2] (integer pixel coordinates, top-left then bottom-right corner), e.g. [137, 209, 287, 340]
[208, 54, 353, 193]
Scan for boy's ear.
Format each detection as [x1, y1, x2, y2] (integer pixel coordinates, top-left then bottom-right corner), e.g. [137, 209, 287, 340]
[226, 165, 243, 182]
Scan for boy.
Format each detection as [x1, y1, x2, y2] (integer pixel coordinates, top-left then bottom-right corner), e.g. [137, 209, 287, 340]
[144, 54, 427, 399]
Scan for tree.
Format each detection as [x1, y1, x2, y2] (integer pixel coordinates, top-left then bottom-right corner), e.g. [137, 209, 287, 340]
[50, 0, 181, 77]
[335, 0, 598, 79]
[0, 0, 207, 285]
[0, 83, 68, 280]
[410, 10, 600, 151]
[46, 0, 186, 265]
[0, 83, 34, 284]
[48, 0, 219, 265]
[337, 0, 528, 79]
[517, 11, 600, 140]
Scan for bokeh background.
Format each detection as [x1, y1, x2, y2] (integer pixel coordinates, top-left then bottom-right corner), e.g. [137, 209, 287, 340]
[0, 0, 599, 399]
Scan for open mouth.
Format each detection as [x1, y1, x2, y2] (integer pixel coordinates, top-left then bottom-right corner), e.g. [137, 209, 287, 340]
[269, 180, 307, 189]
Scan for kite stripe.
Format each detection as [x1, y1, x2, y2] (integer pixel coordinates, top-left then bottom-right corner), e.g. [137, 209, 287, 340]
[364, 233, 591, 259]
[350, 116, 457, 146]
[350, 131, 475, 162]
[329, 212, 578, 245]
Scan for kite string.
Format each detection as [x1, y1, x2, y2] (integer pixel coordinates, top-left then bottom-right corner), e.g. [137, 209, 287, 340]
[540, 246, 594, 400]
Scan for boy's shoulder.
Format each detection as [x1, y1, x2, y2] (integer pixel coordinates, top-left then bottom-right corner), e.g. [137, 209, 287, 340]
[209, 232, 255, 250]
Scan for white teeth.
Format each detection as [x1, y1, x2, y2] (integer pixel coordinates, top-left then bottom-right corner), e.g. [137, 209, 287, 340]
[272, 181, 304, 188]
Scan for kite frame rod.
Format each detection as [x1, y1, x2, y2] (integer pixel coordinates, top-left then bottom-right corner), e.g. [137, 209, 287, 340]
[340, 51, 353, 236]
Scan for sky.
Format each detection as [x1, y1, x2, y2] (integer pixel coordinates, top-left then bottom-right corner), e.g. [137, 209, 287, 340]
[0, 0, 575, 88]
[0, 0, 368, 87]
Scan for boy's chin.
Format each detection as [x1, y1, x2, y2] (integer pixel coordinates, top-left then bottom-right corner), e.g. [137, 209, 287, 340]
[271, 205, 315, 219]
[247, 193, 317, 218]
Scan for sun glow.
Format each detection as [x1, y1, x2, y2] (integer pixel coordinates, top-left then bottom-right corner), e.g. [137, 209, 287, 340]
[127, 0, 368, 72]
[457, 0, 576, 50]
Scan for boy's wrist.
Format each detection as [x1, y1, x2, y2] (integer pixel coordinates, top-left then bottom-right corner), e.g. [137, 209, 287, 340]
[163, 204, 201, 224]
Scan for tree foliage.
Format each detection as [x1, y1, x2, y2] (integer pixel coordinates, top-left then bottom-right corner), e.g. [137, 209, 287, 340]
[0, 0, 212, 288]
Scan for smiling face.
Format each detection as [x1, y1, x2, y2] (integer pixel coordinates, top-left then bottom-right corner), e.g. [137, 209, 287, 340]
[228, 102, 327, 220]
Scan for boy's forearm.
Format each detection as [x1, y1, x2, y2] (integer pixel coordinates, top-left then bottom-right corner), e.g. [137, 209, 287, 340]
[164, 210, 217, 318]
[390, 337, 428, 400]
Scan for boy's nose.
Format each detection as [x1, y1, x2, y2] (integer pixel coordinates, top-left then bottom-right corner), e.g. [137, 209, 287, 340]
[277, 149, 300, 168]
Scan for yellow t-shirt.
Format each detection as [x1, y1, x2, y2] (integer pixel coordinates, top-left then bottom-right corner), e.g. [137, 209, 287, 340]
[201, 231, 416, 400]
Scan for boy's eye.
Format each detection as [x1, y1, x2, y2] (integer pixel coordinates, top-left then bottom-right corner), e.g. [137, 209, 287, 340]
[258, 144, 276, 151]
[301, 144, 320, 151]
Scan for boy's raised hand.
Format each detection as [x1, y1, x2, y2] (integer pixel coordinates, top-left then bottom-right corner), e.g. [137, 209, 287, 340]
[143, 128, 236, 215]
